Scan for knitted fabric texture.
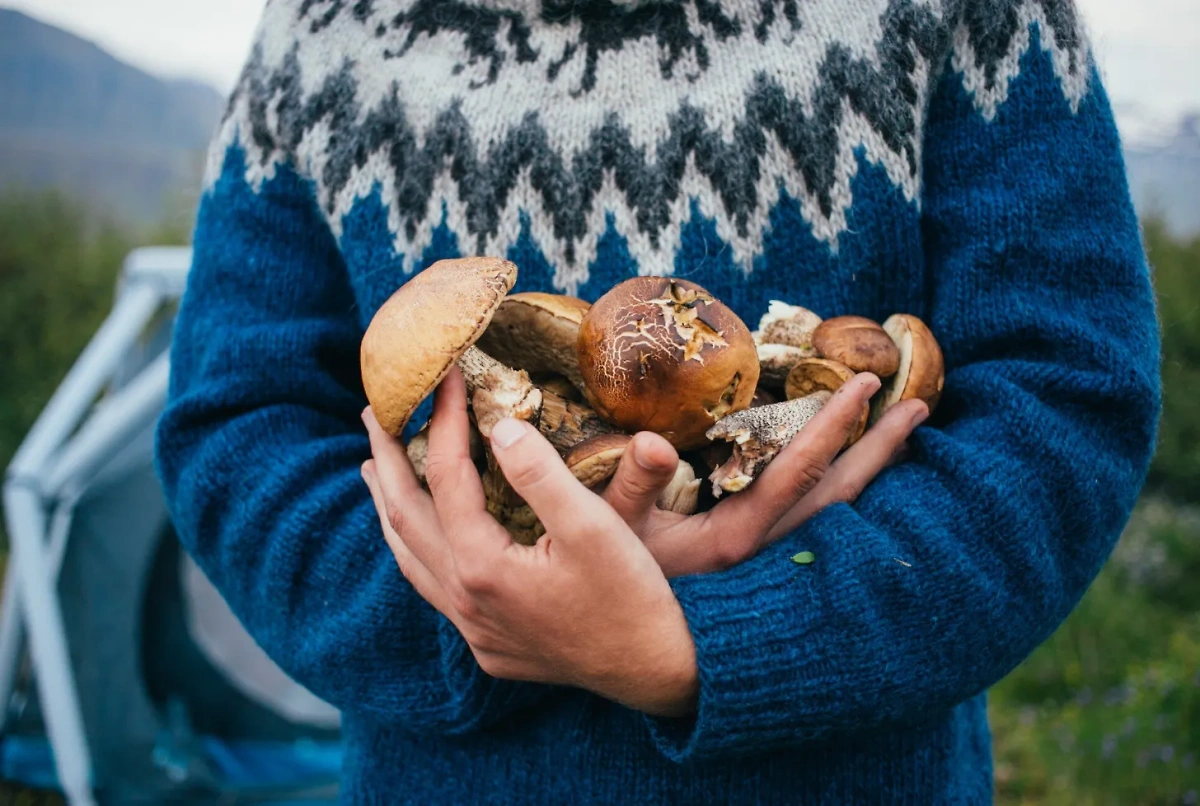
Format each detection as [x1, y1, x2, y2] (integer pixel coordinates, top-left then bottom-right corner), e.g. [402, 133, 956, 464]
[155, 0, 1161, 802]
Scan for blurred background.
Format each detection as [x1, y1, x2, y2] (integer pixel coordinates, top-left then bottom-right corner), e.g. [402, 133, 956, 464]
[0, 1, 1196, 804]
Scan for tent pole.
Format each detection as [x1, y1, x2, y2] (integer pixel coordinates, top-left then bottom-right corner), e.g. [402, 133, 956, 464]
[4, 486, 96, 806]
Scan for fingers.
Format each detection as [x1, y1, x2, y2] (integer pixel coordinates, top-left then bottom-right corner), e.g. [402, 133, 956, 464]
[488, 417, 613, 539]
[707, 373, 882, 543]
[767, 398, 928, 540]
[601, 432, 679, 533]
[361, 459, 457, 620]
[424, 368, 506, 552]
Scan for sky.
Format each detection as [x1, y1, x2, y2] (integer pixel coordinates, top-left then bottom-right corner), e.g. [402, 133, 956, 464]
[4, 0, 1198, 123]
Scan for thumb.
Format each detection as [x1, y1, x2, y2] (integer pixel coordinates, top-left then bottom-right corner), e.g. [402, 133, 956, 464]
[601, 432, 680, 533]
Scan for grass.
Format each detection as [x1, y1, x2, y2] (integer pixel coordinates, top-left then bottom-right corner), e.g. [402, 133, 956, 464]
[990, 496, 1200, 804]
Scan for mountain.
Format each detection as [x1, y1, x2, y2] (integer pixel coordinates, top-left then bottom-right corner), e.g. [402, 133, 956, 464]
[1118, 108, 1200, 240]
[0, 7, 225, 226]
[0, 7, 1195, 239]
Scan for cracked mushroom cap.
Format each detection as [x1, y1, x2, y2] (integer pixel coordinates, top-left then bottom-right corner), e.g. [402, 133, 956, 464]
[576, 277, 760, 451]
[475, 292, 592, 391]
[360, 256, 517, 436]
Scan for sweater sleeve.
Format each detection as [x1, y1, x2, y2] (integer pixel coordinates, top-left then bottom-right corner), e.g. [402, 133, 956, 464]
[153, 140, 548, 732]
[644, 16, 1161, 760]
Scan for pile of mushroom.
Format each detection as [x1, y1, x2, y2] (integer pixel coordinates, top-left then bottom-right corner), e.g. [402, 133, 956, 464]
[360, 257, 944, 543]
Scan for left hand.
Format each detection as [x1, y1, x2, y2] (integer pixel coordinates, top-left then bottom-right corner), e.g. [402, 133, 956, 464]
[360, 369, 698, 717]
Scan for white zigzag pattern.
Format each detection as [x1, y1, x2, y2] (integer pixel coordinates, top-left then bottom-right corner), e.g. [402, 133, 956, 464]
[952, 0, 1091, 121]
[204, 0, 1091, 287]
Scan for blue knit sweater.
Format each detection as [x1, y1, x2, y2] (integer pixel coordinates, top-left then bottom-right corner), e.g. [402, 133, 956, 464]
[154, 0, 1161, 802]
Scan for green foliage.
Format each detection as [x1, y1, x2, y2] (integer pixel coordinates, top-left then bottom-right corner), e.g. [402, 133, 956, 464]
[0, 190, 188, 549]
[1144, 217, 1200, 502]
[991, 498, 1200, 804]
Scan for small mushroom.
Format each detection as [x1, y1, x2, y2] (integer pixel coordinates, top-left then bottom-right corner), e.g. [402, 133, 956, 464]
[755, 300, 822, 351]
[756, 343, 813, 390]
[657, 461, 701, 515]
[577, 277, 760, 451]
[404, 422, 485, 486]
[870, 313, 945, 425]
[784, 357, 866, 446]
[494, 433, 700, 544]
[811, 316, 901, 378]
[705, 392, 831, 497]
[476, 292, 592, 394]
[564, 434, 701, 516]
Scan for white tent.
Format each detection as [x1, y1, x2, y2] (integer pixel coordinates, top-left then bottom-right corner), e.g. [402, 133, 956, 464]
[1, 248, 342, 805]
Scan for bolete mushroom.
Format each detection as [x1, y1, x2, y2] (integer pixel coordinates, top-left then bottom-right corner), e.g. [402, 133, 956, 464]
[811, 315, 901, 378]
[360, 256, 616, 451]
[475, 292, 592, 394]
[869, 313, 945, 425]
[784, 357, 866, 446]
[756, 343, 814, 391]
[755, 301, 822, 351]
[576, 277, 760, 451]
[705, 392, 831, 497]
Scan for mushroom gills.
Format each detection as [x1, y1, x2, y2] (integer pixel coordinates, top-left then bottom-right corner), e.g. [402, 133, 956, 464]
[706, 392, 832, 497]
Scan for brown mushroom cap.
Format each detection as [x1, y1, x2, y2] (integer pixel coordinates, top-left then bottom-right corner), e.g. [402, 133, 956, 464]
[475, 292, 591, 391]
[564, 433, 633, 488]
[361, 257, 517, 435]
[784, 357, 866, 445]
[870, 313, 945, 424]
[811, 315, 901, 378]
[576, 277, 760, 451]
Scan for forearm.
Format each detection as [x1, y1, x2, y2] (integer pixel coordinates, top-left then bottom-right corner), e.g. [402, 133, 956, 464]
[155, 145, 548, 732]
[643, 10, 1160, 761]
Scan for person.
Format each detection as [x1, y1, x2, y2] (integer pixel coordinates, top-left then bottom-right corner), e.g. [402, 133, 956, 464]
[154, 0, 1162, 802]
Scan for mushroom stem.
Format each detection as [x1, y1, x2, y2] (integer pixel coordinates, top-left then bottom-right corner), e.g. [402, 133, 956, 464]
[705, 392, 832, 497]
[458, 345, 618, 454]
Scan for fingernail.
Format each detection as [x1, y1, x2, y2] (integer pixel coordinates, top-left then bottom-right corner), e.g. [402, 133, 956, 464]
[491, 418, 527, 449]
[633, 442, 659, 471]
[911, 405, 929, 427]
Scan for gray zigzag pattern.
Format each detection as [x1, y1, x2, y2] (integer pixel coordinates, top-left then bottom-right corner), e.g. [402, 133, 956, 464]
[226, 0, 1077, 262]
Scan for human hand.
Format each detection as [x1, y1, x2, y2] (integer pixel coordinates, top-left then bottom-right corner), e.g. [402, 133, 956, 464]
[360, 369, 698, 717]
[598, 375, 928, 577]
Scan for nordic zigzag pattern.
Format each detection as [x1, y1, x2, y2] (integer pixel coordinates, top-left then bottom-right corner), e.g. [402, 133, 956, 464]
[205, 0, 1092, 286]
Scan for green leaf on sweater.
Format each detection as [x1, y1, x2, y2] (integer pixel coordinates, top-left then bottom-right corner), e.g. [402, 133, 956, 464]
[791, 551, 815, 565]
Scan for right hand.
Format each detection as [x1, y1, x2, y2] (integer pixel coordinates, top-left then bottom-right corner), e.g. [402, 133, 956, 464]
[601, 375, 929, 578]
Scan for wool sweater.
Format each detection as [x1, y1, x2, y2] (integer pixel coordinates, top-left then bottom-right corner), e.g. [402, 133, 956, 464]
[154, 0, 1162, 803]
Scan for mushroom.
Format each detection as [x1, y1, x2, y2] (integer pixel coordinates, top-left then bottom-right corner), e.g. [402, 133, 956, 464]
[360, 256, 617, 451]
[752, 301, 823, 390]
[755, 300, 822, 351]
[576, 277, 760, 451]
[811, 316, 901, 378]
[756, 343, 814, 390]
[404, 422, 485, 486]
[475, 292, 592, 394]
[705, 392, 831, 497]
[869, 313, 945, 425]
[530, 372, 583, 403]
[361, 257, 620, 541]
[494, 433, 701, 544]
[784, 357, 866, 446]
[563, 434, 700, 516]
